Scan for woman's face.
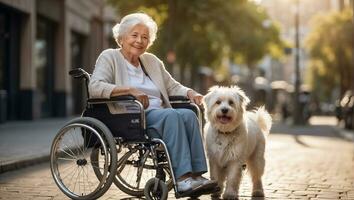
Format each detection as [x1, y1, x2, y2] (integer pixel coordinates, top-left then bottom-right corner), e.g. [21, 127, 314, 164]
[121, 24, 149, 57]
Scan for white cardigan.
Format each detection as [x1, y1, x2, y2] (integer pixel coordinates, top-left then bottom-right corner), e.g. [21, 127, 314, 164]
[89, 48, 190, 110]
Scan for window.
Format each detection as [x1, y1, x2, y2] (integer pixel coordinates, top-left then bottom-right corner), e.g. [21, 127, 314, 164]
[0, 12, 6, 90]
[35, 16, 55, 117]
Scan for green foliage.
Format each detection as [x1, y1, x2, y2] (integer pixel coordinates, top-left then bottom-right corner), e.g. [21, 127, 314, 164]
[305, 8, 353, 101]
[107, 0, 283, 85]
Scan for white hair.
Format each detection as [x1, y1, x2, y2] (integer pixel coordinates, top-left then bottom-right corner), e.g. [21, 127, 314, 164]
[112, 13, 158, 48]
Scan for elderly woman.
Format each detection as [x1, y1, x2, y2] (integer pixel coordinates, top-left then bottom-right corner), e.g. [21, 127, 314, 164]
[89, 13, 214, 193]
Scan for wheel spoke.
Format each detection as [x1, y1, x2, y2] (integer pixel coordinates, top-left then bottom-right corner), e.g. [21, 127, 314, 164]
[61, 164, 78, 181]
[57, 157, 76, 161]
[81, 165, 94, 192]
[51, 119, 117, 199]
[61, 143, 79, 159]
[71, 128, 85, 157]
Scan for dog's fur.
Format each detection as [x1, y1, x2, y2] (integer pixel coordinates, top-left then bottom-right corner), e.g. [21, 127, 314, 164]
[203, 86, 272, 199]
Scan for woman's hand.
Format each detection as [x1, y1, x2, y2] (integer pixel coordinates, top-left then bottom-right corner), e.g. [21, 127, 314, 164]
[129, 88, 150, 109]
[187, 90, 203, 105]
[111, 86, 149, 109]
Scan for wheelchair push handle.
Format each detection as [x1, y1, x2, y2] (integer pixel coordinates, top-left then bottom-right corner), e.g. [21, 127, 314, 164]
[69, 68, 90, 80]
[69, 68, 91, 105]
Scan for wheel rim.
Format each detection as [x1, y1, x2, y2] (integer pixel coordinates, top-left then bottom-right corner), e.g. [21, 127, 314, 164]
[91, 145, 114, 181]
[113, 145, 173, 196]
[117, 146, 155, 191]
[50, 123, 109, 199]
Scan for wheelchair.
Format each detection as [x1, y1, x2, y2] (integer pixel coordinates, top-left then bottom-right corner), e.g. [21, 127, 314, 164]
[50, 68, 216, 200]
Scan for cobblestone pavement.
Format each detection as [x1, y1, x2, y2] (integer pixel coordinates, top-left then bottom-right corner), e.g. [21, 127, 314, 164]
[0, 122, 353, 199]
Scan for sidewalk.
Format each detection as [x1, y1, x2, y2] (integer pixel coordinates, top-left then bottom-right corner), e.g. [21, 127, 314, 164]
[0, 115, 353, 174]
[0, 118, 72, 173]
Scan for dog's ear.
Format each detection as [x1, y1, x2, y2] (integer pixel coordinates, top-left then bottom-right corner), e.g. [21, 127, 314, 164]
[231, 85, 250, 108]
[208, 85, 220, 93]
[239, 90, 250, 108]
[203, 86, 219, 107]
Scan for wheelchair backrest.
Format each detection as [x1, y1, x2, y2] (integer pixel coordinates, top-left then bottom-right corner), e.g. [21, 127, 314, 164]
[69, 68, 148, 142]
[69, 68, 91, 107]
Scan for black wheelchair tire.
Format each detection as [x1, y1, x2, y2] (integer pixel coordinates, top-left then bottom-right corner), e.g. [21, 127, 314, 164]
[144, 178, 168, 200]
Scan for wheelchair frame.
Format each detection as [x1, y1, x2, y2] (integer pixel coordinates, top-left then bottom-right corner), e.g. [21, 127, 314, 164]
[50, 68, 209, 200]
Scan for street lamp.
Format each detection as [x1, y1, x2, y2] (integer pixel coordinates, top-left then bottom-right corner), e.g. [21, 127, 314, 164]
[293, 0, 302, 125]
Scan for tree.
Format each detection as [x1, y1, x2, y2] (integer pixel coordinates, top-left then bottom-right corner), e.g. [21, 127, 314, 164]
[107, 0, 283, 87]
[305, 8, 353, 101]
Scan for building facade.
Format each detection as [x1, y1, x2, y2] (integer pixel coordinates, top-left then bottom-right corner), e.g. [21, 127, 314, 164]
[0, 0, 117, 122]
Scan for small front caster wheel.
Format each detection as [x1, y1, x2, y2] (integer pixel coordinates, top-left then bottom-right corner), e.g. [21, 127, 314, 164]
[144, 178, 168, 200]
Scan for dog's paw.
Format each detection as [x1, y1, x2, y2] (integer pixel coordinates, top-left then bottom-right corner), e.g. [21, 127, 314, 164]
[211, 193, 221, 200]
[223, 192, 238, 200]
[252, 190, 264, 197]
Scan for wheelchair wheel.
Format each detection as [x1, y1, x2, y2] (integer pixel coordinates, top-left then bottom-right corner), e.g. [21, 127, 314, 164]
[50, 117, 117, 200]
[113, 145, 173, 197]
[144, 178, 168, 200]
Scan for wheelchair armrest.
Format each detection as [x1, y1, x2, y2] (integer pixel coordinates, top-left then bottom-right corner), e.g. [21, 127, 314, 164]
[169, 95, 190, 102]
[88, 95, 137, 104]
[169, 95, 203, 133]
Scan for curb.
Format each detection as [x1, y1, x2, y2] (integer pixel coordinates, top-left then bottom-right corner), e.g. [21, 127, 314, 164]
[0, 154, 50, 174]
[331, 126, 354, 142]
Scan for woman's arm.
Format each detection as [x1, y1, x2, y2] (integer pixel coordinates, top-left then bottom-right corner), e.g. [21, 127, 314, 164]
[89, 51, 117, 99]
[111, 86, 149, 109]
[158, 60, 189, 95]
[89, 50, 149, 108]
[158, 59, 203, 105]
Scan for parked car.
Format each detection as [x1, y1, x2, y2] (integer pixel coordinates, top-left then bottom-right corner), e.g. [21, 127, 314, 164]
[336, 90, 354, 129]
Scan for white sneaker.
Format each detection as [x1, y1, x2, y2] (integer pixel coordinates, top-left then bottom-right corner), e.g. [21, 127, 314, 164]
[194, 176, 217, 187]
[177, 177, 199, 192]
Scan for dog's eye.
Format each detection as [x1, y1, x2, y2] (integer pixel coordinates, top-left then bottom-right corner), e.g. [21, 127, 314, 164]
[229, 100, 234, 105]
[216, 100, 221, 105]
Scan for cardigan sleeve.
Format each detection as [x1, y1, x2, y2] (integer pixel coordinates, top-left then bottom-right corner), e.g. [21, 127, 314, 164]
[88, 50, 117, 98]
[157, 58, 191, 96]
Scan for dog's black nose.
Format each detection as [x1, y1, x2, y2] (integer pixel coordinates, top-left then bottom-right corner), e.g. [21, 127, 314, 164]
[221, 108, 228, 114]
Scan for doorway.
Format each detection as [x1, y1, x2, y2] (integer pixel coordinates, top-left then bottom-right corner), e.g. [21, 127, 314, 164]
[35, 16, 56, 118]
[0, 5, 21, 121]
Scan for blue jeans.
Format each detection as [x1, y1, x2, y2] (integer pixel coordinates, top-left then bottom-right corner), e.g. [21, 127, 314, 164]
[146, 108, 207, 179]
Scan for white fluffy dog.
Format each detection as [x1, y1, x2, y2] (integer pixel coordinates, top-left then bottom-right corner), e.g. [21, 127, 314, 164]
[203, 86, 272, 199]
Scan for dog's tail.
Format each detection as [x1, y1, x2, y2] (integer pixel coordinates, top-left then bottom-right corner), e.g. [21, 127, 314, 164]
[254, 106, 272, 134]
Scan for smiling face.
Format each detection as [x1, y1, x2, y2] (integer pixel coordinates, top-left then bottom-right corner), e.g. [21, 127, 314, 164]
[203, 86, 250, 133]
[120, 23, 149, 58]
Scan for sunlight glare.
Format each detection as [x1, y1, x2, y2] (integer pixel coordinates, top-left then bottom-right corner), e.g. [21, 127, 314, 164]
[249, 0, 262, 4]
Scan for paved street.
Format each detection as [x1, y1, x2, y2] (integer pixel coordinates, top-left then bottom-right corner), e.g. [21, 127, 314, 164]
[0, 117, 354, 199]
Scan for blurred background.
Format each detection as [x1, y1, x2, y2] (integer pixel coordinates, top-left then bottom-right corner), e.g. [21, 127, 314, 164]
[0, 0, 353, 127]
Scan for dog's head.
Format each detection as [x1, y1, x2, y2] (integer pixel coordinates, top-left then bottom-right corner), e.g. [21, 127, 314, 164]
[203, 85, 250, 133]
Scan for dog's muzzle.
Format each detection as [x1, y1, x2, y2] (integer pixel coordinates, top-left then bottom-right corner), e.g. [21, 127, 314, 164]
[217, 114, 232, 124]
